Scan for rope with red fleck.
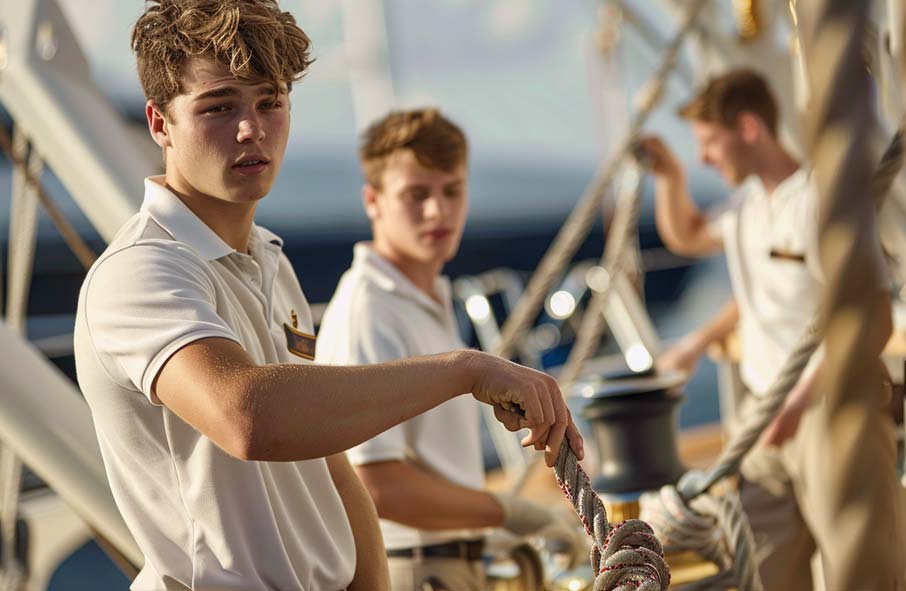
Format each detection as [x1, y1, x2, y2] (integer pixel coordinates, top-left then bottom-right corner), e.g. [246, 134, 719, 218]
[553, 441, 670, 591]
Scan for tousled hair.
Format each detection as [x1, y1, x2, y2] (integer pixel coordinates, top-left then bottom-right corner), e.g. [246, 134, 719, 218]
[360, 109, 468, 189]
[679, 69, 779, 135]
[132, 0, 313, 113]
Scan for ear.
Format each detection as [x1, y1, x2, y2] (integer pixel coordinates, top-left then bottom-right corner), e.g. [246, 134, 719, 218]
[737, 112, 762, 144]
[362, 184, 380, 221]
[146, 100, 172, 149]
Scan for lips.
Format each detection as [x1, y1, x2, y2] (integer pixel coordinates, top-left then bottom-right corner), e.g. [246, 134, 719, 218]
[422, 228, 452, 240]
[232, 156, 270, 175]
[235, 158, 267, 167]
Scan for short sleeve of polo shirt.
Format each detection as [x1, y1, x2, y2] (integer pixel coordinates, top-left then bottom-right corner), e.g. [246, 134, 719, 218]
[82, 242, 241, 404]
[331, 312, 410, 465]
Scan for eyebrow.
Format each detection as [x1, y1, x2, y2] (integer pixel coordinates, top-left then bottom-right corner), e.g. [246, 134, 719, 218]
[193, 85, 283, 102]
[399, 179, 464, 191]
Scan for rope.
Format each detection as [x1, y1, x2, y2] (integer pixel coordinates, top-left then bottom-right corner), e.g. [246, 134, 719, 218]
[641, 474, 760, 591]
[492, 0, 710, 362]
[558, 162, 645, 392]
[554, 441, 670, 591]
[0, 123, 98, 270]
[799, 1, 898, 587]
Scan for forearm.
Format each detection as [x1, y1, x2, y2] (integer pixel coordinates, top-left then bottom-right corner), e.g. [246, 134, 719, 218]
[240, 350, 476, 461]
[685, 299, 740, 354]
[157, 337, 581, 466]
[654, 174, 711, 255]
[697, 299, 739, 348]
[357, 461, 503, 531]
[327, 454, 389, 591]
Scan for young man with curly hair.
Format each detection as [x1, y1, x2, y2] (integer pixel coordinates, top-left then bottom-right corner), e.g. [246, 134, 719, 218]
[317, 109, 580, 591]
[73, 2, 582, 590]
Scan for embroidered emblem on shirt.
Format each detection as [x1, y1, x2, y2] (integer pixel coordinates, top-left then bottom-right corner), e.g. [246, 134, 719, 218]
[290, 309, 299, 329]
[284, 322, 316, 360]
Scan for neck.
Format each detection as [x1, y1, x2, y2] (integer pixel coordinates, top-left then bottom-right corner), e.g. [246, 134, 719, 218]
[754, 142, 800, 193]
[371, 239, 443, 302]
[165, 182, 257, 253]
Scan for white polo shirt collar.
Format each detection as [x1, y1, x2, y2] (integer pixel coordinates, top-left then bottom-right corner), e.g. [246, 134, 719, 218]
[140, 176, 284, 262]
[353, 242, 452, 321]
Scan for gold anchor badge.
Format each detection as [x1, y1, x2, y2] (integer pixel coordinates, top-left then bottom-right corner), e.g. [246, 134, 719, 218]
[290, 309, 299, 328]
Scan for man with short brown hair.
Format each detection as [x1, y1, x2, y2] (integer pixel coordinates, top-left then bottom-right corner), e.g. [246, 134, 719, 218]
[317, 108, 580, 591]
[645, 69, 903, 590]
[74, 2, 583, 590]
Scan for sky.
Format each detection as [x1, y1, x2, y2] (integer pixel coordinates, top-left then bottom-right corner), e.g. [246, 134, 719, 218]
[44, 0, 722, 232]
[58, 0, 700, 166]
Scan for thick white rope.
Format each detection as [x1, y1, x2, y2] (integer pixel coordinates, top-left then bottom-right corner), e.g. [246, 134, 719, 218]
[798, 2, 898, 586]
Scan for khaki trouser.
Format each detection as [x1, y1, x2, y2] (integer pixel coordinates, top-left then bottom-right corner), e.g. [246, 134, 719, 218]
[386, 556, 486, 591]
[736, 386, 906, 591]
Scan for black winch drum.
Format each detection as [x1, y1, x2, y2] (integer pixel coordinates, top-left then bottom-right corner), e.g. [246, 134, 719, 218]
[576, 371, 687, 494]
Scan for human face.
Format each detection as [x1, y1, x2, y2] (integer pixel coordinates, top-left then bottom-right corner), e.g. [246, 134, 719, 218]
[690, 119, 753, 186]
[367, 150, 468, 270]
[147, 57, 290, 206]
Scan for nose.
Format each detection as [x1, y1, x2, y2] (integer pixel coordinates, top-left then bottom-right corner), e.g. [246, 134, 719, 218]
[423, 194, 445, 220]
[237, 113, 265, 143]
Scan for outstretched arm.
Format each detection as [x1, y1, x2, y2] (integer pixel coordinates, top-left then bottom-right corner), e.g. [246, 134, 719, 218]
[153, 339, 584, 465]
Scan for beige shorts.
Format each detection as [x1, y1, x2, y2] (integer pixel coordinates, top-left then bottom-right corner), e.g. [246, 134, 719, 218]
[737, 384, 906, 591]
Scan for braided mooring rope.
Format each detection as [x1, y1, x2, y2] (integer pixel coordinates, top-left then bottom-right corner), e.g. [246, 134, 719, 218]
[554, 441, 670, 591]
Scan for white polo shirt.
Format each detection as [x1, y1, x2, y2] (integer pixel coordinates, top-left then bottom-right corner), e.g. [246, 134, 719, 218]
[709, 169, 824, 395]
[316, 243, 484, 550]
[74, 177, 355, 591]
